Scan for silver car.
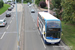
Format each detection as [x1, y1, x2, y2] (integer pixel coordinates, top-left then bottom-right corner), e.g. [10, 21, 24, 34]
[0, 19, 7, 27]
[31, 9, 35, 13]
[6, 12, 11, 17]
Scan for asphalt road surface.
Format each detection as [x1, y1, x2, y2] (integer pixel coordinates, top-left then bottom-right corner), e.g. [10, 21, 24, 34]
[0, 4, 22, 50]
[0, 3, 69, 50]
[23, 4, 67, 50]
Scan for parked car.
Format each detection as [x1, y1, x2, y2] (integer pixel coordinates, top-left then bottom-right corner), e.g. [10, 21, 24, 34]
[13, 2, 15, 4]
[0, 19, 7, 27]
[12, 4, 14, 7]
[27, 2, 30, 6]
[9, 2, 12, 5]
[31, 9, 35, 13]
[8, 7, 12, 11]
[27, 2, 31, 6]
[11, 6, 13, 9]
[6, 12, 11, 17]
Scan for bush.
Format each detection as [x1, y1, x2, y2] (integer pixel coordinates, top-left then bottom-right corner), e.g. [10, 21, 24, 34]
[39, 1, 46, 8]
[0, 1, 4, 8]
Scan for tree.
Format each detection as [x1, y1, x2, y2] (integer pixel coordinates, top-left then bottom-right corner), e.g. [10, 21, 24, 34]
[23, 0, 32, 3]
[61, 0, 75, 24]
[39, 1, 46, 8]
[51, 0, 62, 18]
[35, 0, 43, 6]
[0, 0, 4, 8]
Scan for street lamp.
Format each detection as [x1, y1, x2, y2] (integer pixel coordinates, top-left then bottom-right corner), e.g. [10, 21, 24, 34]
[48, 0, 50, 13]
[15, 0, 20, 50]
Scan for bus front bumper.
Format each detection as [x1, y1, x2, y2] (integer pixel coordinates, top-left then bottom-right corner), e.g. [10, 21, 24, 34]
[44, 39, 61, 44]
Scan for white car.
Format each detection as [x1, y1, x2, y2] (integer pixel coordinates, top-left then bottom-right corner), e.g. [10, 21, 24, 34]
[11, 6, 13, 9]
[31, 9, 35, 13]
[27, 2, 30, 6]
[29, 4, 32, 7]
[0, 19, 7, 27]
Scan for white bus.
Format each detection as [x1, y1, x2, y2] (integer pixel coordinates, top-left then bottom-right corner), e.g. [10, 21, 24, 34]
[37, 12, 62, 44]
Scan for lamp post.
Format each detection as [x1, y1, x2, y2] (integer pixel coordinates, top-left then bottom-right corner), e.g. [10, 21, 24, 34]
[48, 0, 50, 13]
[15, 0, 19, 50]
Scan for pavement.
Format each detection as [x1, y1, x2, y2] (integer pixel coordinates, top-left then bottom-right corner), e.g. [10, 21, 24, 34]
[33, 4, 55, 15]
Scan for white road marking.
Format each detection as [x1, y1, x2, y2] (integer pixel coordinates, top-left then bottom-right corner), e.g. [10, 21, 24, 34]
[35, 24, 37, 27]
[12, 17, 14, 19]
[38, 31, 40, 35]
[14, 15, 15, 16]
[33, 19, 35, 22]
[41, 38, 46, 48]
[0, 32, 6, 39]
[5, 32, 17, 33]
[19, 5, 23, 39]
[10, 20, 12, 23]
[4, 17, 6, 19]
[6, 25, 10, 30]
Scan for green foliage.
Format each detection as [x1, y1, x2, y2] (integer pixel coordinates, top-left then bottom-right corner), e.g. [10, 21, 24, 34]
[51, 0, 62, 18]
[61, 21, 75, 50]
[0, 4, 10, 15]
[44, 7, 48, 9]
[8, 1, 11, 2]
[35, 0, 43, 6]
[17, 0, 21, 3]
[23, 0, 32, 3]
[0, 0, 4, 8]
[39, 1, 46, 8]
[61, 0, 75, 24]
[51, 0, 61, 9]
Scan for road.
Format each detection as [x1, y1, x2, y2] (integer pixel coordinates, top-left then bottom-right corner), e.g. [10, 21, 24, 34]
[0, 4, 22, 50]
[0, 3, 69, 50]
[23, 4, 67, 50]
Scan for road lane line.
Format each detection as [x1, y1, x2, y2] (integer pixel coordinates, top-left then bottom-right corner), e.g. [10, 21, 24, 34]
[38, 31, 40, 35]
[35, 24, 37, 27]
[4, 17, 6, 19]
[14, 15, 15, 16]
[19, 6, 23, 39]
[12, 17, 14, 19]
[0, 32, 6, 39]
[41, 38, 46, 48]
[6, 25, 10, 30]
[33, 19, 35, 22]
[10, 20, 12, 23]
[5, 32, 17, 33]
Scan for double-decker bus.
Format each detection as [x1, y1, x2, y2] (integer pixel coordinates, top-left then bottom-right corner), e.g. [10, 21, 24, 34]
[37, 12, 62, 44]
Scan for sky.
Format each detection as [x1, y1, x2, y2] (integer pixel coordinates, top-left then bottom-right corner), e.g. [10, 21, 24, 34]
[3, 0, 12, 2]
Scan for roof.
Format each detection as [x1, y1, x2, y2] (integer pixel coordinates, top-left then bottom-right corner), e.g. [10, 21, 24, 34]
[0, 20, 4, 22]
[39, 12, 60, 21]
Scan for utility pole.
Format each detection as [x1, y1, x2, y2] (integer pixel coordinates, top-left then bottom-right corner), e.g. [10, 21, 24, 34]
[48, 0, 50, 13]
[15, 0, 19, 50]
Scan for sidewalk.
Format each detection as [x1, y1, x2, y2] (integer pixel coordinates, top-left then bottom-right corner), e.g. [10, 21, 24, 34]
[34, 4, 55, 15]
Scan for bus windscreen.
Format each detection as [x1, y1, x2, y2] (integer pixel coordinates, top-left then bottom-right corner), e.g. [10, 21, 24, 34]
[47, 21, 60, 28]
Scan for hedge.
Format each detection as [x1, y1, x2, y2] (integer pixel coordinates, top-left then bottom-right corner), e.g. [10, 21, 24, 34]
[0, 1, 4, 8]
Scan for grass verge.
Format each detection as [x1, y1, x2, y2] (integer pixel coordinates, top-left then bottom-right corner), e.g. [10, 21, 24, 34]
[61, 21, 75, 50]
[23, 2, 27, 4]
[0, 4, 10, 15]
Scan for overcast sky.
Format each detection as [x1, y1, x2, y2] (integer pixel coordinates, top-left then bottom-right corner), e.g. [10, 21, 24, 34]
[3, 0, 12, 2]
